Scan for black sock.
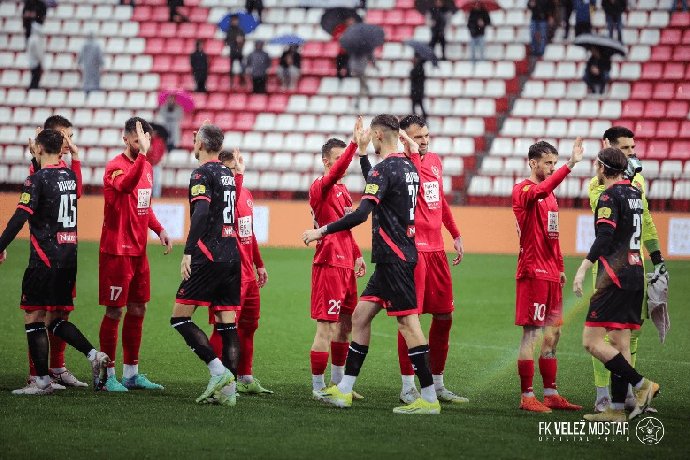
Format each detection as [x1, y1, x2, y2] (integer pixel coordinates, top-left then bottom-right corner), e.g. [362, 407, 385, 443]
[26, 322, 49, 376]
[604, 353, 643, 387]
[215, 322, 239, 376]
[170, 317, 216, 364]
[344, 341, 368, 377]
[408, 345, 433, 389]
[610, 373, 627, 404]
[49, 319, 94, 356]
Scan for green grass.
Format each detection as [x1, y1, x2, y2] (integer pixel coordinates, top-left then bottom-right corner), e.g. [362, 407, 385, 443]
[0, 242, 688, 459]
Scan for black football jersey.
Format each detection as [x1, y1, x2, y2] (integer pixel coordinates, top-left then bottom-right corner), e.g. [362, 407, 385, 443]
[362, 154, 420, 264]
[18, 165, 78, 268]
[593, 180, 644, 290]
[187, 160, 239, 264]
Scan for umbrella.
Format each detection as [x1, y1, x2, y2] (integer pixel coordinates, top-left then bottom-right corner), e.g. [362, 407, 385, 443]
[158, 89, 195, 113]
[414, 0, 458, 14]
[457, 0, 501, 12]
[574, 34, 626, 56]
[404, 40, 439, 66]
[149, 122, 169, 142]
[339, 23, 385, 55]
[269, 34, 305, 46]
[320, 7, 362, 35]
[218, 12, 260, 34]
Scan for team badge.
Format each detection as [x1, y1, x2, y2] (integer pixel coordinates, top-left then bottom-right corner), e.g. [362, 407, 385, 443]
[247, 199, 253, 208]
[147, 173, 153, 185]
[364, 183, 379, 194]
[598, 207, 612, 218]
[431, 165, 440, 178]
[19, 192, 31, 204]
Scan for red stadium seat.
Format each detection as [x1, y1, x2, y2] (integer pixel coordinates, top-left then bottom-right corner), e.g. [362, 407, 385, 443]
[228, 93, 247, 109]
[669, 11, 690, 27]
[660, 29, 681, 45]
[207, 94, 227, 110]
[385, 10, 405, 25]
[153, 55, 172, 72]
[670, 141, 690, 160]
[146, 38, 165, 54]
[667, 101, 689, 118]
[630, 82, 652, 99]
[214, 113, 234, 131]
[178, 23, 198, 39]
[171, 55, 189, 73]
[193, 111, 214, 126]
[645, 141, 669, 160]
[665, 63, 685, 80]
[642, 62, 662, 79]
[366, 10, 385, 24]
[138, 22, 158, 38]
[643, 101, 666, 119]
[680, 121, 690, 138]
[322, 42, 339, 58]
[302, 42, 323, 58]
[159, 23, 178, 38]
[676, 83, 690, 100]
[159, 74, 179, 88]
[267, 94, 288, 113]
[652, 83, 675, 99]
[657, 121, 679, 138]
[672, 46, 690, 62]
[197, 23, 216, 39]
[650, 45, 672, 61]
[622, 100, 644, 118]
[398, 0, 415, 7]
[247, 94, 268, 112]
[683, 29, 690, 44]
[404, 9, 425, 26]
[151, 6, 169, 22]
[634, 120, 656, 138]
[164, 38, 185, 54]
[234, 113, 256, 131]
[297, 77, 320, 94]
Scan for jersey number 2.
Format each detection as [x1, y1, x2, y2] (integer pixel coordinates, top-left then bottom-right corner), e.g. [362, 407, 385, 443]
[629, 214, 641, 250]
[58, 194, 77, 228]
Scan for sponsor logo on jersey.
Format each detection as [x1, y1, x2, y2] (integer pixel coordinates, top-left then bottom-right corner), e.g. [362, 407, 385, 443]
[598, 207, 612, 218]
[407, 225, 416, 237]
[57, 232, 78, 244]
[19, 192, 31, 204]
[364, 183, 379, 194]
[628, 252, 642, 266]
[191, 184, 206, 196]
[222, 225, 236, 237]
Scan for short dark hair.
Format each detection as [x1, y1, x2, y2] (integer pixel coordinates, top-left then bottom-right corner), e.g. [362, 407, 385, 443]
[197, 124, 224, 153]
[321, 138, 347, 158]
[124, 117, 153, 135]
[370, 114, 399, 132]
[218, 149, 234, 163]
[603, 126, 634, 146]
[44, 115, 72, 130]
[597, 147, 628, 178]
[399, 114, 426, 131]
[528, 141, 558, 160]
[36, 129, 64, 154]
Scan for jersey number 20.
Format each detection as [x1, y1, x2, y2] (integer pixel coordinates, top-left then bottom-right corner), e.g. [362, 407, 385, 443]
[58, 194, 77, 228]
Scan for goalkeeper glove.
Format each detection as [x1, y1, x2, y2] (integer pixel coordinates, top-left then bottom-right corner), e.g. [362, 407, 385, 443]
[624, 156, 642, 180]
[650, 250, 667, 282]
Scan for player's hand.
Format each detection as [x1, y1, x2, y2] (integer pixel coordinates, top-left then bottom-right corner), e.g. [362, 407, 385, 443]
[573, 267, 586, 297]
[180, 254, 192, 280]
[559, 271, 567, 287]
[135, 121, 151, 155]
[567, 137, 584, 169]
[302, 227, 325, 245]
[28, 127, 42, 158]
[256, 267, 268, 287]
[650, 263, 668, 283]
[65, 134, 80, 161]
[452, 236, 464, 265]
[0, 250, 7, 264]
[234, 149, 245, 175]
[399, 129, 419, 155]
[354, 257, 366, 278]
[159, 229, 173, 255]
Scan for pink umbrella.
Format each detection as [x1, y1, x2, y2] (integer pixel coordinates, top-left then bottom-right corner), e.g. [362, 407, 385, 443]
[158, 89, 195, 113]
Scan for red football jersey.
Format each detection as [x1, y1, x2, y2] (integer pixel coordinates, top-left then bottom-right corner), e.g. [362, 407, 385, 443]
[236, 186, 264, 282]
[414, 152, 460, 252]
[309, 141, 361, 269]
[512, 164, 571, 282]
[100, 153, 162, 256]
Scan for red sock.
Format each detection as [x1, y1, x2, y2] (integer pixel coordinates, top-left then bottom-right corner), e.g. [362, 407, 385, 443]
[238, 319, 258, 376]
[28, 351, 37, 377]
[310, 351, 329, 375]
[397, 331, 415, 376]
[48, 331, 66, 369]
[429, 317, 452, 375]
[209, 329, 222, 359]
[330, 341, 349, 366]
[518, 359, 534, 394]
[99, 315, 120, 369]
[122, 313, 144, 366]
[539, 356, 558, 390]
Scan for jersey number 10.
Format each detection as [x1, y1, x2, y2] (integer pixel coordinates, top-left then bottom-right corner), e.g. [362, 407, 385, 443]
[58, 194, 77, 228]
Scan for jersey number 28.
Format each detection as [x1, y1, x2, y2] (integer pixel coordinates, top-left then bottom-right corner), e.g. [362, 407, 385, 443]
[223, 190, 236, 224]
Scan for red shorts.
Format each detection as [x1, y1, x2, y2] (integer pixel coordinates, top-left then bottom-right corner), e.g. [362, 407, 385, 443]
[208, 280, 260, 325]
[515, 277, 563, 327]
[415, 251, 454, 315]
[99, 253, 150, 307]
[311, 264, 358, 321]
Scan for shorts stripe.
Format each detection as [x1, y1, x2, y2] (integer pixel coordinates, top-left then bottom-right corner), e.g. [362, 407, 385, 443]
[175, 298, 212, 307]
[585, 321, 641, 330]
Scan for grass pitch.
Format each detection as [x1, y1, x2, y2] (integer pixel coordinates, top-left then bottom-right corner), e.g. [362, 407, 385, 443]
[0, 242, 688, 459]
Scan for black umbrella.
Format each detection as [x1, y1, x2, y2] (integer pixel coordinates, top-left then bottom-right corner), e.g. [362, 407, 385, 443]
[404, 40, 439, 66]
[414, 0, 458, 14]
[574, 34, 626, 56]
[320, 7, 362, 36]
[150, 122, 169, 142]
[339, 23, 385, 55]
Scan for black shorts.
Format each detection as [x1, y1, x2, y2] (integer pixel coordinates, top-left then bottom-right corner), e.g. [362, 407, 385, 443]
[361, 260, 417, 316]
[585, 287, 643, 330]
[21, 266, 76, 312]
[175, 261, 241, 312]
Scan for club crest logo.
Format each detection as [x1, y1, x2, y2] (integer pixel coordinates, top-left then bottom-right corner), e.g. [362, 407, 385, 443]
[635, 417, 664, 445]
[431, 165, 440, 178]
[247, 199, 253, 208]
[147, 173, 153, 185]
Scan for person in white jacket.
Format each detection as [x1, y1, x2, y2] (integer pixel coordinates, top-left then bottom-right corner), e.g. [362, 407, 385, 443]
[28, 21, 45, 89]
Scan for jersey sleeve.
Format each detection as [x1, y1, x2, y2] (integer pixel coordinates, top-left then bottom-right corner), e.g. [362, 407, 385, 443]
[189, 168, 212, 204]
[588, 176, 604, 213]
[17, 175, 41, 215]
[252, 235, 265, 269]
[441, 197, 461, 239]
[361, 164, 388, 203]
[322, 141, 357, 191]
[71, 160, 83, 199]
[105, 155, 147, 193]
[594, 190, 619, 229]
[352, 239, 362, 259]
[148, 208, 163, 235]
[636, 175, 661, 254]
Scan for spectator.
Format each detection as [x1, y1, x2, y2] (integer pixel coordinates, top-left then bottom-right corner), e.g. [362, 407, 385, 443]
[167, 0, 187, 23]
[349, 51, 375, 109]
[528, 0, 554, 57]
[428, 0, 449, 60]
[226, 15, 247, 87]
[278, 45, 301, 90]
[246, 0, 264, 22]
[22, 0, 46, 44]
[574, 0, 595, 37]
[561, 0, 574, 39]
[583, 47, 611, 95]
[467, 0, 491, 62]
[158, 95, 183, 151]
[669, 0, 688, 12]
[410, 55, 427, 119]
[78, 32, 104, 96]
[245, 40, 271, 94]
[190, 39, 208, 92]
[147, 131, 166, 198]
[602, 0, 627, 43]
[333, 16, 356, 80]
[27, 21, 45, 90]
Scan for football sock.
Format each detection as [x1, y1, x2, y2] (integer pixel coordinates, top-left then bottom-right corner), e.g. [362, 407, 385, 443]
[397, 331, 414, 376]
[402, 374, 416, 392]
[330, 341, 349, 384]
[48, 331, 66, 369]
[207, 358, 225, 376]
[611, 402, 625, 410]
[28, 352, 37, 377]
[432, 374, 444, 391]
[610, 372, 627, 404]
[35, 375, 51, 389]
[123, 364, 138, 380]
[209, 329, 222, 359]
[215, 322, 240, 376]
[238, 318, 258, 377]
[99, 315, 120, 371]
[344, 342, 368, 378]
[122, 313, 144, 367]
[429, 317, 452, 375]
[604, 353, 643, 387]
[408, 345, 434, 390]
[310, 351, 329, 391]
[592, 335, 612, 387]
[629, 334, 638, 368]
[420, 385, 437, 404]
[170, 317, 217, 364]
[517, 359, 534, 396]
[596, 386, 610, 400]
[338, 375, 356, 394]
[238, 375, 253, 384]
[49, 319, 95, 356]
[539, 356, 558, 396]
[86, 349, 98, 362]
[26, 322, 49, 376]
